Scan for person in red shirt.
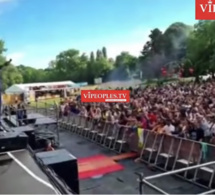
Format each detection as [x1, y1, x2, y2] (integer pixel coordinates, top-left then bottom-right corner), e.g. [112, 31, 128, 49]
[148, 111, 157, 124]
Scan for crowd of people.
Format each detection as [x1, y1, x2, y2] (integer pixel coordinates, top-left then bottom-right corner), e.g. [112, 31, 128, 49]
[59, 79, 215, 144]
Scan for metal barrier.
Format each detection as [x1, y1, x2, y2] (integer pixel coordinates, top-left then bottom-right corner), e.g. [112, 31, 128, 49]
[4, 105, 60, 147]
[141, 161, 215, 195]
[5, 103, 58, 127]
[199, 188, 215, 195]
[8, 115, 57, 126]
[54, 113, 215, 190]
[29, 101, 58, 119]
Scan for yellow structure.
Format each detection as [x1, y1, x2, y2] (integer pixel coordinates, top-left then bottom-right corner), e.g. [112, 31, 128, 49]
[2, 94, 22, 105]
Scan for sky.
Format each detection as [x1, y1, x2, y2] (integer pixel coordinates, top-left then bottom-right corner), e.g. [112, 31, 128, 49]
[0, 0, 196, 69]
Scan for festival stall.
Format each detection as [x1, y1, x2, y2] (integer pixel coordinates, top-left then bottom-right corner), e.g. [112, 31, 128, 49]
[5, 81, 77, 102]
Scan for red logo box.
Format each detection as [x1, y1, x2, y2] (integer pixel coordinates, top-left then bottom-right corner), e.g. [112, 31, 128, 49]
[81, 90, 130, 103]
[196, 0, 215, 20]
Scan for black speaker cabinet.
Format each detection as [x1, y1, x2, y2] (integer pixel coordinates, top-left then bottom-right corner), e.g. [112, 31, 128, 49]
[26, 118, 36, 124]
[11, 126, 36, 149]
[0, 131, 28, 152]
[36, 149, 79, 194]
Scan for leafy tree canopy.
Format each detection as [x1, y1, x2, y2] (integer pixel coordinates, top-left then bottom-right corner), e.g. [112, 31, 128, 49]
[0, 20, 213, 89]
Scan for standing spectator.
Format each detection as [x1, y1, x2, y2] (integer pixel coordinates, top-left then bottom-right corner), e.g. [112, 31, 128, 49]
[162, 120, 175, 135]
[188, 121, 204, 142]
[16, 104, 23, 126]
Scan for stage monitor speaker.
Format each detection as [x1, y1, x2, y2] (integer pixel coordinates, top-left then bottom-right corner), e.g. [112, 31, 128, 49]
[26, 118, 36, 124]
[36, 149, 79, 194]
[12, 126, 36, 150]
[0, 131, 28, 152]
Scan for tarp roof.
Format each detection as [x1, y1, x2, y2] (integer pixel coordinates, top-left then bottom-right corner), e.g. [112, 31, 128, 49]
[5, 84, 25, 94]
[5, 81, 76, 94]
[16, 81, 75, 89]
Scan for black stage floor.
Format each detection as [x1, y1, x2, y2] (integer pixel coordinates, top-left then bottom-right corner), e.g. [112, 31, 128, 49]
[0, 149, 59, 194]
[59, 130, 207, 194]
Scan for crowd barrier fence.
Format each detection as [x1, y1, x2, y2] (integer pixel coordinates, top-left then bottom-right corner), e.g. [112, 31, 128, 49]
[58, 113, 215, 189]
[22, 103, 215, 190]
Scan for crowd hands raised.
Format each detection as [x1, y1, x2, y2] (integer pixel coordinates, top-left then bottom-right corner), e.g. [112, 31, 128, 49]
[60, 80, 215, 145]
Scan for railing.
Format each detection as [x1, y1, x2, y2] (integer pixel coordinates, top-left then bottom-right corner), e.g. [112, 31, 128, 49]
[7, 104, 215, 175]
[58, 113, 215, 157]
[28, 101, 58, 119]
[20, 103, 215, 192]
[4, 105, 60, 146]
[142, 161, 215, 195]
[4, 103, 58, 126]
[57, 113, 215, 190]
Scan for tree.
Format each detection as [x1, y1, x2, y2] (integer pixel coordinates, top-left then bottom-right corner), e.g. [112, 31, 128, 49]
[139, 28, 165, 78]
[163, 22, 193, 61]
[90, 52, 95, 62]
[54, 49, 88, 82]
[2, 65, 23, 90]
[0, 40, 23, 90]
[86, 61, 94, 84]
[148, 28, 164, 55]
[102, 47, 107, 59]
[108, 52, 137, 80]
[48, 60, 56, 69]
[0, 40, 6, 65]
[186, 21, 215, 80]
[96, 50, 102, 60]
[0, 40, 6, 55]
[114, 52, 137, 71]
[139, 22, 193, 78]
[17, 65, 48, 83]
[3, 19, 215, 86]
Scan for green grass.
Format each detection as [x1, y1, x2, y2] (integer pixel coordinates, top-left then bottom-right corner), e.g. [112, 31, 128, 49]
[30, 97, 61, 108]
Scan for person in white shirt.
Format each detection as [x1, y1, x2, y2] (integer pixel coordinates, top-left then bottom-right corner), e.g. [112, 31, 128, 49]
[163, 120, 175, 135]
[59, 102, 65, 118]
[94, 107, 101, 119]
[80, 106, 88, 117]
[199, 115, 212, 138]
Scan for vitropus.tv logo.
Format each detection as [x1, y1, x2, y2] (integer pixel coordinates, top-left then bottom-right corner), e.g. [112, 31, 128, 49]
[196, 0, 215, 20]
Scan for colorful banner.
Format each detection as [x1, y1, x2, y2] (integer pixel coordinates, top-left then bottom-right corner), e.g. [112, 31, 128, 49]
[137, 128, 144, 148]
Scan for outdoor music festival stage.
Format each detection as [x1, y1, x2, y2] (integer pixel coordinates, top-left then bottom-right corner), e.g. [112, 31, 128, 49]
[1, 107, 215, 194]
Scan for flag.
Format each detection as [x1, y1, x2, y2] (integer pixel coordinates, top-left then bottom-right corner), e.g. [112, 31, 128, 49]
[201, 142, 208, 161]
[137, 128, 144, 148]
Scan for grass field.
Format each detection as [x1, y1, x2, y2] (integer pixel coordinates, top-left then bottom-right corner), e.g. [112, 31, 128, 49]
[30, 97, 61, 108]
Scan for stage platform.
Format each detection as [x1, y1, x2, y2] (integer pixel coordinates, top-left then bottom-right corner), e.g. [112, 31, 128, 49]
[10, 113, 57, 126]
[0, 149, 59, 194]
[11, 125, 35, 133]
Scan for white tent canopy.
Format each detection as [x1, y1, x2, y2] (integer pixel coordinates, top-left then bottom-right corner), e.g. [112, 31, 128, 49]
[5, 81, 76, 94]
[5, 84, 25, 94]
